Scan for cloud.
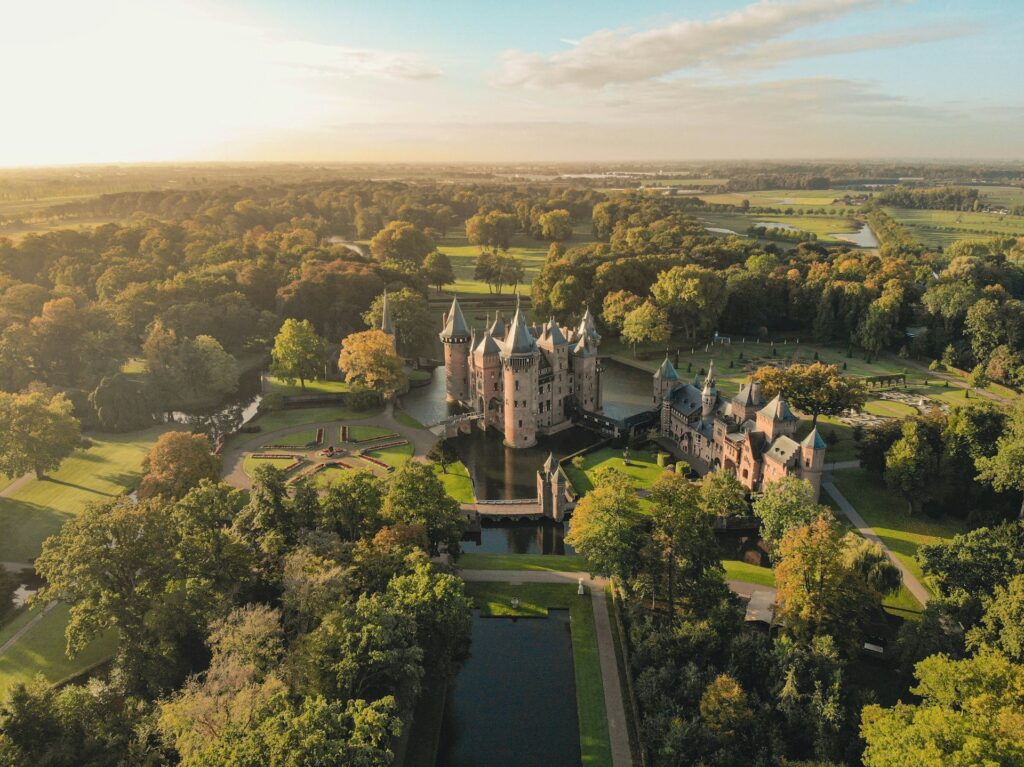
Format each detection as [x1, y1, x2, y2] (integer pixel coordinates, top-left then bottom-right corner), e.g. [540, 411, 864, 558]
[492, 0, 975, 90]
[271, 39, 443, 81]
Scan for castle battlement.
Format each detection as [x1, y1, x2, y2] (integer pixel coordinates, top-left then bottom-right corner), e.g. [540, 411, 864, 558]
[440, 297, 602, 448]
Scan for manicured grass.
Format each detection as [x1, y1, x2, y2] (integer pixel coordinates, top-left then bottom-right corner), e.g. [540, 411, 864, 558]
[265, 375, 351, 397]
[367, 442, 414, 467]
[722, 560, 776, 587]
[0, 426, 168, 563]
[394, 410, 426, 429]
[563, 448, 667, 495]
[863, 399, 919, 418]
[409, 369, 432, 382]
[0, 603, 117, 700]
[798, 416, 858, 463]
[435, 461, 474, 503]
[264, 429, 319, 447]
[224, 406, 383, 449]
[697, 189, 860, 208]
[313, 464, 359, 487]
[699, 211, 866, 243]
[886, 207, 1024, 249]
[458, 553, 590, 572]
[242, 455, 301, 476]
[347, 425, 395, 442]
[462, 582, 611, 767]
[827, 468, 967, 594]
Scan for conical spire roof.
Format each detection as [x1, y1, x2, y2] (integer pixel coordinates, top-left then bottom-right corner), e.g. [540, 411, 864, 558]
[543, 452, 556, 474]
[577, 307, 601, 343]
[380, 290, 394, 335]
[504, 295, 536, 354]
[548, 317, 567, 346]
[759, 393, 798, 422]
[488, 310, 506, 340]
[655, 355, 679, 380]
[801, 426, 827, 449]
[702, 361, 717, 391]
[474, 327, 502, 356]
[440, 296, 469, 339]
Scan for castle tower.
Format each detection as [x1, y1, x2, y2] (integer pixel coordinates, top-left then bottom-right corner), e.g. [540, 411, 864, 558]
[654, 354, 679, 405]
[500, 296, 540, 447]
[439, 296, 471, 404]
[536, 453, 568, 522]
[472, 326, 502, 425]
[701, 362, 717, 418]
[730, 377, 766, 422]
[799, 427, 827, 498]
[571, 333, 599, 412]
[755, 394, 799, 441]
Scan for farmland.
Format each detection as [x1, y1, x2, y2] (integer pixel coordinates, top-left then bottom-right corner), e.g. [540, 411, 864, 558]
[885, 207, 1024, 249]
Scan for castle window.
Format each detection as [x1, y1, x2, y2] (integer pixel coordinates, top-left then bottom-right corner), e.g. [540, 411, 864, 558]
[519, 420, 523, 428]
[742, 469, 749, 479]
[515, 380, 520, 391]
[805, 459, 810, 468]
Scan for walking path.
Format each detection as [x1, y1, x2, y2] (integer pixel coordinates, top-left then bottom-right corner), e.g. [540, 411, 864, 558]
[822, 477, 931, 606]
[459, 569, 632, 767]
[221, 403, 436, 490]
[0, 601, 58, 656]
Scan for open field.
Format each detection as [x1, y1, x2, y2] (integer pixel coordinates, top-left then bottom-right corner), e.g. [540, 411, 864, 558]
[886, 207, 1024, 249]
[0, 426, 167, 563]
[700, 211, 867, 243]
[562, 448, 667, 495]
[263, 429, 319, 447]
[0, 604, 117, 699]
[697, 189, 862, 208]
[265, 375, 351, 397]
[722, 560, 775, 587]
[462, 582, 611, 767]
[436, 225, 595, 295]
[972, 185, 1024, 209]
[863, 400, 918, 418]
[828, 468, 967, 594]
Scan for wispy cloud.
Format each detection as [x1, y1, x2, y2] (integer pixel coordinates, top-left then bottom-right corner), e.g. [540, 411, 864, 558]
[272, 39, 443, 81]
[491, 0, 977, 91]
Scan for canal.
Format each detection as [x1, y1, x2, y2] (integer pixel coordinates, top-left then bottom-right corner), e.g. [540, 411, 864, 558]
[436, 610, 580, 767]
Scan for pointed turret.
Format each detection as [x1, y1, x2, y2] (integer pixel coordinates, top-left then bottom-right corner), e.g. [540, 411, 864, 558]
[504, 294, 536, 355]
[474, 326, 502, 356]
[380, 290, 394, 336]
[576, 307, 601, 344]
[655, 355, 679, 381]
[548, 317, 568, 345]
[759, 394, 797, 423]
[543, 452, 556, 475]
[488, 310, 506, 341]
[440, 296, 469, 340]
[801, 427, 827, 450]
[700, 361, 718, 418]
[799, 426, 827, 500]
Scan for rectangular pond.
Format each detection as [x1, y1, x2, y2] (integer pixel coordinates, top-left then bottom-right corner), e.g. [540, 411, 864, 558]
[436, 610, 581, 767]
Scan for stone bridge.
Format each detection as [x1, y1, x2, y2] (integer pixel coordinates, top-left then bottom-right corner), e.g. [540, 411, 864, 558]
[460, 498, 545, 520]
[427, 411, 485, 437]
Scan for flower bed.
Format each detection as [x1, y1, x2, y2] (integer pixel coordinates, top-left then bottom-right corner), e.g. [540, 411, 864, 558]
[362, 439, 408, 451]
[253, 452, 301, 460]
[358, 455, 393, 471]
[315, 427, 324, 446]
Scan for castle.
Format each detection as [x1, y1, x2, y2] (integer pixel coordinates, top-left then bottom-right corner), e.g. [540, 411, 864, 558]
[439, 296, 602, 448]
[653, 358, 827, 500]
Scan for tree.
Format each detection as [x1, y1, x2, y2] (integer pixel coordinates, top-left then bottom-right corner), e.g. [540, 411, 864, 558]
[752, 476, 827, 549]
[318, 470, 385, 541]
[138, 431, 221, 500]
[369, 220, 434, 264]
[967, 574, 1024, 662]
[841, 534, 902, 597]
[538, 209, 573, 241]
[566, 480, 645, 587]
[621, 301, 671, 357]
[0, 391, 80, 479]
[338, 330, 405, 397]
[422, 251, 455, 292]
[427, 439, 458, 474]
[465, 211, 517, 251]
[382, 461, 464, 557]
[601, 290, 644, 334]
[699, 470, 749, 518]
[361, 288, 434, 357]
[271, 318, 323, 390]
[90, 372, 153, 432]
[774, 514, 875, 651]
[699, 674, 755, 739]
[860, 647, 1024, 767]
[885, 420, 937, 513]
[977, 399, 1024, 518]
[753, 363, 866, 426]
[651, 265, 726, 340]
[919, 519, 1024, 602]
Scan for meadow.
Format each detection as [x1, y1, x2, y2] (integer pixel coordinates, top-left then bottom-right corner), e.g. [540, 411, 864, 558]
[885, 207, 1024, 249]
[696, 188, 860, 208]
[699, 211, 868, 244]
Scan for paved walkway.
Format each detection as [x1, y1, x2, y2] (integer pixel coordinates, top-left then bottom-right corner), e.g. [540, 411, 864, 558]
[459, 569, 632, 767]
[0, 601, 57, 656]
[822, 478, 931, 605]
[221, 403, 437, 490]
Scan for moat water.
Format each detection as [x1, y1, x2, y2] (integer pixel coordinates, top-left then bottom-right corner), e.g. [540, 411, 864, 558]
[436, 610, 580, 767]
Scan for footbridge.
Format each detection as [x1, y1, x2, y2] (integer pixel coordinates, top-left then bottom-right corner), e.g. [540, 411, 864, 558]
[427, 411, 485, 437]
[460, 498, 546, 520]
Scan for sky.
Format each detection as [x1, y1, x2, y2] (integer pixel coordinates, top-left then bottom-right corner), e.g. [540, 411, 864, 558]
[2, 0, 1022, 166]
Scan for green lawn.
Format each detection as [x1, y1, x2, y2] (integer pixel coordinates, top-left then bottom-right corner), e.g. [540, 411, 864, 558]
[243, 455, 301, 476]
[827, 468, 967, 594]
[462, 582, 611, 766]
[366, 442, 414, 467]
[698, 211, 867, 243]
[722, 560, 776, 587]
[435, 461, 474, 503]
[458, 553, 590, 572]
[0, 604, 117, 700]
[223, 406, 383, 450]
[563, 449, 667, 495]
[263, 429, 319, 447]
[265, 375, 351, 397]
[346, 425, 396, 442]
[394, 410, 426, 429]
[697, 189, 860, 208]
[798, 416, 858, 463]
[0, 426, 168, 563]
[863, 400, 919, 418]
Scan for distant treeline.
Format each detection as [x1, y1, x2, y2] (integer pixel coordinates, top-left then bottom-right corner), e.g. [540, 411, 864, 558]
[876, 185, 981, 211]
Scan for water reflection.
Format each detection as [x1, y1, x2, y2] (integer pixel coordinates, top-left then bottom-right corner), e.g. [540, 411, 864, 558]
[464, 521, 576, 555]
[437, 610, 581, 767]
[165, 367, 263, 439]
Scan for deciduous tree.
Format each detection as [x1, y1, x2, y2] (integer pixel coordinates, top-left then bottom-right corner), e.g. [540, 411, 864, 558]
[138, 431, 221, 500]
[338, 330, 405, 397]
[271, 318, 323, 390]
[0, 390, 80, 479]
